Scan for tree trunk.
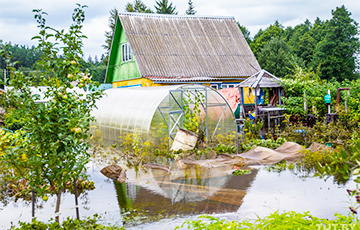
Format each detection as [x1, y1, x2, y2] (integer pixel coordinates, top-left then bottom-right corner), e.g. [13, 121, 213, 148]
[55, 191, 62, 223]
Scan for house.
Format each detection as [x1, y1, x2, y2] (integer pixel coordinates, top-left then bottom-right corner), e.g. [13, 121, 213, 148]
[105, 12, 261, 89]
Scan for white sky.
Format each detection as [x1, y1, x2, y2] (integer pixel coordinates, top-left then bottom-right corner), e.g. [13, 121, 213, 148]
[0, 0, 359, 59]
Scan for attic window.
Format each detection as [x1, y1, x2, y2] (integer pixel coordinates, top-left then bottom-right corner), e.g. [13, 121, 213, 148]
[122, 43, 132, 62]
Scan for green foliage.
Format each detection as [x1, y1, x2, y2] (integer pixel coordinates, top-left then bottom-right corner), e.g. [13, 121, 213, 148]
[0, 42, 42, 70]
[125, 0, 153, 13]
[9, 215, 124, 230]
[183, 90, 206, 144]
[316, 132, 360, 183]
[242, 118, 263, 139]
[279, 119, 352, 148]
[176, 212, 360, 230]
[154, 0, 177, 14]
[232, 169, 251, 176]
[345, 80, 360, 124]
[0, 4, 103, 220]
[265, 148, 333, 177]
[79, 58, 106, 83]
[311, 5, 360, 81]
[214, 144, 237, 154]
[239, 137, 286, 152]
[185, 0, 196, 15]
[251, 6, 359, 81]
[250, 20, 285, 57]
[257, 37, 302, 78]
[237, 22, 252, 45]
[102, 8, 118, 65]
[280, 66, 342, 118]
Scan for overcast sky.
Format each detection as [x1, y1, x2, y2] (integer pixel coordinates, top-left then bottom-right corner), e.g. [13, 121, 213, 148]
[1, 0, 359, 59]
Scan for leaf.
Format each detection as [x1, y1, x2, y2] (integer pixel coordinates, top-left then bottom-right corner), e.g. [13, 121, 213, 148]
[31, 35, 42, 40]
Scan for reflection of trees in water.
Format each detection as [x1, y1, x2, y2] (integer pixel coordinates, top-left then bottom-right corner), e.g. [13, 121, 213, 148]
[113, 166, 259, 226]
[266, 161, 349, 185]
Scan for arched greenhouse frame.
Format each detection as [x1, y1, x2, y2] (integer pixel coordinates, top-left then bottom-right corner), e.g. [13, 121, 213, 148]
[92, 84, 237, 148]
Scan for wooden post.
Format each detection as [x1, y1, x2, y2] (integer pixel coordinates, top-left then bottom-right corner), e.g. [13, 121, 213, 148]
[328, 89, 331, 114]
[345, 90, 350, 112]
[254, 87, 258, 119]
[304, 90, 307, 112]
[32, 189, 35, 218]
[278, 88, 282, 105]
[73, 178, 80, 220]
[239, 87, 245, 118]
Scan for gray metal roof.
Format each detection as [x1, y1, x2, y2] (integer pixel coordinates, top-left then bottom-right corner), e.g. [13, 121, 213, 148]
[119, 13, 261, 80]
[239, 69, 281, 88]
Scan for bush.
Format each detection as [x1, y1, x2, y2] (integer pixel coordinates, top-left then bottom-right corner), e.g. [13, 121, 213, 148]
[9, 215, 124, 230]
[176, 212, 360, 230]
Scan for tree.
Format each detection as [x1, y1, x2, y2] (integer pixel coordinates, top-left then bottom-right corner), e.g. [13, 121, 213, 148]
[87, 55, 93, 64]
[237, 22, 251, 45]
[155, 0, 177, 14]
[102, 8, 118, 65]
[186, 0, 196, 15]
[0, 4, 102, 222]
[103, 3, 153, 65]
[296, 32, 317, 66]
[257, 37, 302, 78]
[287, 19, 312, 48]
[125, 0, 153, 13]
[312, 5, 360, 81]
[250, 20, 285, 57]
[0, 42, 42, 70]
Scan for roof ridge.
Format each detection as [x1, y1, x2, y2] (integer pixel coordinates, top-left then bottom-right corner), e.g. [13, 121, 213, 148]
[118, 12, 235, 20]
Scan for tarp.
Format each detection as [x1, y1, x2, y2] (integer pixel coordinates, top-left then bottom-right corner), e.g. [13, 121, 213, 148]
[240, 142, 303, 165]
[218, 88, 240, 111]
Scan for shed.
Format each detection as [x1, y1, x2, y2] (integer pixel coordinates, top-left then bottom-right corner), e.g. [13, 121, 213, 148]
[91, 84, 236, 148]
[238, 70, 285, 127]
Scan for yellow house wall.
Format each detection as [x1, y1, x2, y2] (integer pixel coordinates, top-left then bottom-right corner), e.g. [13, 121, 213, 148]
[112, 79, 253, 105]
[112, 78, 214, 88]
[112, 78, 164, 88]
[243, 87, 255, 104]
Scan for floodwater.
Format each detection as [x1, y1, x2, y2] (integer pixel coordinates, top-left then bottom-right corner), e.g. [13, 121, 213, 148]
[0, 160, 354, 229]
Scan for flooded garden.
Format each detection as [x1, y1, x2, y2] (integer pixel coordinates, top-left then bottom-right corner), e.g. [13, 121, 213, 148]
[2, 75, 360, 229]
[0, 153, 354, 229]
[1, 4, 360, 229]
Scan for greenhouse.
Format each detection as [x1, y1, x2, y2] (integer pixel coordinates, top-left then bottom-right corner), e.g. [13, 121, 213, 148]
[91, 84, 237, 148]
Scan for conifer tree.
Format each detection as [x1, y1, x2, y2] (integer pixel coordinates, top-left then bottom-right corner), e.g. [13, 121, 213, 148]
[155, 0, 177, 14]
[126, 0, 153, 13]
[186, 0, 196, 15]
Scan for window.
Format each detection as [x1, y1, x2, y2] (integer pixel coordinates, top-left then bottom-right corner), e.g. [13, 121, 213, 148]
[122, 43, 132, 63]
[221, 84, 236, 89]
[210, 84, 218, 90]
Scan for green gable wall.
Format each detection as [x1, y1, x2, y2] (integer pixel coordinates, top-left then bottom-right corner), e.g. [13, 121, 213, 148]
[105, 18, 141, 83]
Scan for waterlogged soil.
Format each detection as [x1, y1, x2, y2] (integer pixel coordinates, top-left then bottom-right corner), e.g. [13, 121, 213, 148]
[0, 158, 353, 229]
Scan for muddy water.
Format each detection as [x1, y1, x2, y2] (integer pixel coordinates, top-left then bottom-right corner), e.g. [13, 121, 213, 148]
[0, 161, 353, 229]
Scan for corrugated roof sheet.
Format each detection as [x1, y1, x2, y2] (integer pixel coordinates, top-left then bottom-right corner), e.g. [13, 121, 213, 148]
[239, 69, 281, 88]
[149, 76, 247, 83]
[119, 13, 261, 80]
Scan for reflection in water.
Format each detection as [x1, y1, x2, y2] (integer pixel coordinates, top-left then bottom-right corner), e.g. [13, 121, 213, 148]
[0, 161, 353, 229]
[113, 165, 258, 226]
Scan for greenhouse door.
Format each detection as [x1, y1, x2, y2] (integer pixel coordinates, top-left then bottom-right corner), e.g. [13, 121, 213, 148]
[157, 89, 184, 148]
[168, 90, 184, 147]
